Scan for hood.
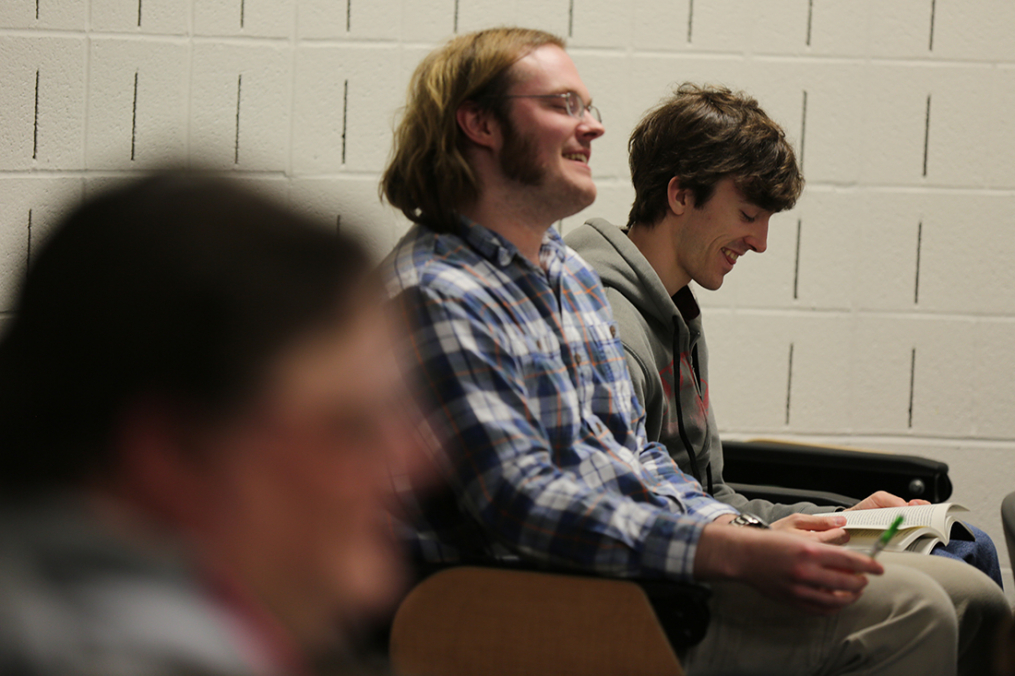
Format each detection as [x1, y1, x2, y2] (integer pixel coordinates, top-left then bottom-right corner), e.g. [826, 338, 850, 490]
[565, 218, 680, 332]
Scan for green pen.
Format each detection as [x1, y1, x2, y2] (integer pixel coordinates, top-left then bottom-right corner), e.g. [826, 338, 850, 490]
[869, 514, 905, 559]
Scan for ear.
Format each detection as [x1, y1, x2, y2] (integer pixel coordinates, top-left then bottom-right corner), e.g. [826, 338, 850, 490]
[667, 177, 693, 217]
[456, 101, 502, 151]
[110, 400, 210, 525]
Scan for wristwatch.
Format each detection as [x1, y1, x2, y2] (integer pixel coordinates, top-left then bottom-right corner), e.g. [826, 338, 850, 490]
[729, 513, 771, 529]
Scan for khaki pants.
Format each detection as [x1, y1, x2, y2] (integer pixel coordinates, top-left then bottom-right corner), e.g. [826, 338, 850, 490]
[684, 562, 958, 676]
[879, 550, 1012, 676]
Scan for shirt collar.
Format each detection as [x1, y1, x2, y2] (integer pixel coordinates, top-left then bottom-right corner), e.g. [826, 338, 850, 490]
[458, 216, 567, 269]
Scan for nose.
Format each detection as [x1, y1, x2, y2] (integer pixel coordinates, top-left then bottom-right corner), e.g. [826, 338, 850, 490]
[746, 216, 770, 254]
[579, 112, 605, 140]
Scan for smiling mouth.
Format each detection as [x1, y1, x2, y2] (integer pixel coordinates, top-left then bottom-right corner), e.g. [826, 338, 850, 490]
[722, 248, 740, 265]
[563, 152, 588, 164]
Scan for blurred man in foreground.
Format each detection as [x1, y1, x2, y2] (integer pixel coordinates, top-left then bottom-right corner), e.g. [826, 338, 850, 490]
[0, 174, 417, 675]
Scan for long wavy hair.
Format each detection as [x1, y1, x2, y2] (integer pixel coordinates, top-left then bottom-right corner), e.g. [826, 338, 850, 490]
[381, 27, 564, 232]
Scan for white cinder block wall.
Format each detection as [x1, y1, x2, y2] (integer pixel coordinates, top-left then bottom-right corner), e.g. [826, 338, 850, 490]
[2, 0, 1014, 600]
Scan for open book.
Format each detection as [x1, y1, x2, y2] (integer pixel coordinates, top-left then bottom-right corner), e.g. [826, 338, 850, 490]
[841, 503, 973, 555]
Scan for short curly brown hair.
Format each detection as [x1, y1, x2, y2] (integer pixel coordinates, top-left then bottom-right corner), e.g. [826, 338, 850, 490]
[627, 83, 803, 228]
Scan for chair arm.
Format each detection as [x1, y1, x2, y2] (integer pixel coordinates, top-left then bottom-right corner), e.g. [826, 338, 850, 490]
[727, 482, 858, 509]
[722, 439, 952, 504]
[389, 566, 688, 676]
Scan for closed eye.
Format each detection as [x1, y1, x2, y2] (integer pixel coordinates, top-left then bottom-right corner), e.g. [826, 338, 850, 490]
[741, 211, 757, 223]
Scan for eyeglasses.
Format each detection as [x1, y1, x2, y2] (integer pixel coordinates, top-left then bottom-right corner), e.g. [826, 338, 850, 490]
[501, 91, 602, 123]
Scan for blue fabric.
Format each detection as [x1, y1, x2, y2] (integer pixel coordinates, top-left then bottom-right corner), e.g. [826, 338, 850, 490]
[931, 522, 1004, 589]
[385, 220, 737, 581]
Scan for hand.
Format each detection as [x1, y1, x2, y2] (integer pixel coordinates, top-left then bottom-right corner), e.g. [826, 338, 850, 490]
[844, 490, 930, 511]
[694, 523, 883, 615]
[770, 513, 850, 545]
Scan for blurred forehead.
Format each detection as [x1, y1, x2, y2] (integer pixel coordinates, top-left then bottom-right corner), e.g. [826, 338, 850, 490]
[259, 302, 398, 418]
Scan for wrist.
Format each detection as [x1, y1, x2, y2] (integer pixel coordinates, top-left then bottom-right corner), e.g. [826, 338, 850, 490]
[694, 521, 747, 581]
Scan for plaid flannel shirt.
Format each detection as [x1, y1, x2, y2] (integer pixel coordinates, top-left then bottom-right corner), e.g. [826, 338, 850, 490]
[385, 219, 737, 581]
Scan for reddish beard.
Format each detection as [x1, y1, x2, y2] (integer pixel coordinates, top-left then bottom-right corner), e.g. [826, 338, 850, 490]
[498, 116, 543, 186]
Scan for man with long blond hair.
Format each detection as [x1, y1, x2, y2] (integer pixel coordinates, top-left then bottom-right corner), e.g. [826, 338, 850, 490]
[382, 27, 960, 675]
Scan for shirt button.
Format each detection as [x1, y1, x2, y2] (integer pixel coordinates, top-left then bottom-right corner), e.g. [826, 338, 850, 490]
[610, 325, 617, 338]
[575, 353, 583, 365]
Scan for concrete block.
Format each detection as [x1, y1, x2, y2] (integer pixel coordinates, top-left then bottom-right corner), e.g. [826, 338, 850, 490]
[932, 0, 1015, 62]
[0, 37, 87, 170]
[629, 0, 693, 53]
[923, 66, 1000, 188]
[194, 0, 295, 38]
[400, 2, 454, 44]
[973, 321, 1015, 438]
[290, 176, 406, 257]
[298, 0, 400, 40]
[685, 0, 751, 53]
[91, 0, 189, 34]
[747, 0, 811, 56]
[909, 317, 976, 437]
[852, 191, 926, 312]
[86, 38, 189, 169]
[702, 309, 796, 433]
[781, 314, 854, 433]
[794, 62, 865, 184]
[293, 43, 401, 174]
[917, 193, 1015, 315]
[190, 43, 291, 171]
[0, 0, 88, 29]
[0, 178, 83, 312]
[456, 0, 569, 38]
[983, 67, 1015, 190]
[569, 0, 631, 48]
[861, 65, 935, 186]
[791, 189, 856, 311]
[848, 316, 918, 434]
[868, 0, 937, 58]
[801, 0, 872, 56]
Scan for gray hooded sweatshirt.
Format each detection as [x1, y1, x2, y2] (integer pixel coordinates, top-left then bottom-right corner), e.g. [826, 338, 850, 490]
[566, 218, 826, 522]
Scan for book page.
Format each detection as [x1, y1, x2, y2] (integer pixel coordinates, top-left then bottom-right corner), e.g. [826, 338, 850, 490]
[840, 504, 954, 531]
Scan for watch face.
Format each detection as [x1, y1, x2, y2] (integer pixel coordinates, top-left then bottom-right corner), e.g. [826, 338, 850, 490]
[733, 513, 770, 529]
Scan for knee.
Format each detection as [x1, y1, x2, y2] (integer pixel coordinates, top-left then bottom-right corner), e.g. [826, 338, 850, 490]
[876, 564, 959, 642]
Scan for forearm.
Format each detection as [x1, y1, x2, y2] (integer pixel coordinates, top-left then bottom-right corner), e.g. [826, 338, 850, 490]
[710, 481, 830, 521]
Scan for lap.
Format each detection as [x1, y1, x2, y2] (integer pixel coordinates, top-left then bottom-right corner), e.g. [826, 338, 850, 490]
[684, 563, 957, 676]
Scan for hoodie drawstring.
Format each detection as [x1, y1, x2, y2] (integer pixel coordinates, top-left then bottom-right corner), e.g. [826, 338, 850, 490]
[671, 316, 713, 495]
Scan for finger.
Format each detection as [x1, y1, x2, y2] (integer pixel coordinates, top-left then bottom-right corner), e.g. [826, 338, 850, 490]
[790, 514, 847, 531]
[799, 564, 871, 594]
[871, 491, 908, 508]
[812, 528, 850, 546]
[818, 549, 885, 576]
[907, 499, 931, 506]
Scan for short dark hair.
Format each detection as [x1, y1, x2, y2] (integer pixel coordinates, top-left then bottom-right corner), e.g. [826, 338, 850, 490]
[627, 83, 804, 228]
[381, 27, 564, 232]
[0, 172, 372, 491]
